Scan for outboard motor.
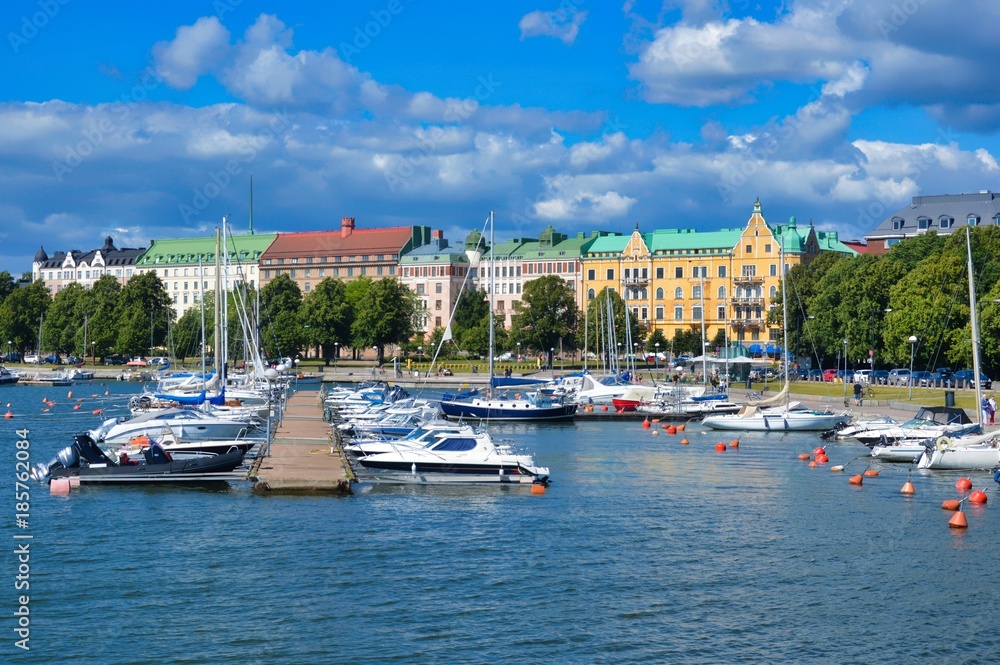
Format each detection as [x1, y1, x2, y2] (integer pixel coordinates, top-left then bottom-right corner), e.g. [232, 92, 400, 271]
[31, 444, 80, 483]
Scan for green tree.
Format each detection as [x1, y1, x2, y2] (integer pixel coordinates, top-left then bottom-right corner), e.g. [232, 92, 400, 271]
[511, 276, 579, 357]
[344, 277, 374, 358]
[0, 281, 49, 355]
[112, 271, 172, 357]
[426, 326, 458, 360]
[351, 279, 418, 363]
[646, 328, 667, 354]
[260, 274, 304, 360]
[577, 288, 637, 359]
[0, 271, 16, 304]
[43, 282, 87, 354]
[300, 278, 353, 364]
[452, 288, 489, 347]
[87, 274, 123, 360]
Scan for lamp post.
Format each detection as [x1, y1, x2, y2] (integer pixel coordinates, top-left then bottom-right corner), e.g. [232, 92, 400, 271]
[334, 342, 339, 368]
[908, 335, 917, 400]
[654, 342, 660, 374]
[516, 342, 521, 361]
[550, 347, 554, 371]
[91, 341, 95, 367]
[843, 338, 849, 404]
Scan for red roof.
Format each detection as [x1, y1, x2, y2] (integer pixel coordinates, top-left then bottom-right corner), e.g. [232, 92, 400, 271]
[260, 227, 416, 259]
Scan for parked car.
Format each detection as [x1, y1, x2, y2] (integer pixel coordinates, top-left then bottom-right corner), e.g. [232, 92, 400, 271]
[870, 370, 889, 385]
[66, 355, 83, 365]
[852, 369, 872, 383]
[791, 367, 809, 380]
[149, 356, 170, 366]
[43, 354, 61, 364]
[23, 354, 40, 364]
[807, 369, 823, 381]
[2, 352, 21, 363]
[954, 369, 992, 389]
[888, 368, 911, 385]
[822, 368, 838, 382]
[924, 371, 956, 387]
[103, 354, 126, 365]
[911, 370, 932, 386]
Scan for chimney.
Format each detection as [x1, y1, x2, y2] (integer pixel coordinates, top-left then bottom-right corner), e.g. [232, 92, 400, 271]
[432, 229, 443, 240]
[341, 217, 355, 238]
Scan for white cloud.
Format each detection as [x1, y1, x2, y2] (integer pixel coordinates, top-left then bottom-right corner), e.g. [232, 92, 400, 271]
[152, 17, 231, 90]
[519, 7, 589, 45]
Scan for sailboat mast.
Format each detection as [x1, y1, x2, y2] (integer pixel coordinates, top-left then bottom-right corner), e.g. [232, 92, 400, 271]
[700, 270, 707, 385]
[214, 226, 222, 378]
[966, 226, 983, 424]
[781, 243, 789, 387]
[488, 211, 495, 386]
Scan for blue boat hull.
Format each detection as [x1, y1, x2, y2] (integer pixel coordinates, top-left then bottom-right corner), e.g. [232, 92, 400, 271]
[439, 399, 576, 422]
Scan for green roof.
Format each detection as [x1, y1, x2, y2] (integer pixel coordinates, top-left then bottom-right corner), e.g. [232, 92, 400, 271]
[135, 234, 277, 267]
[585, 235, 629, 255]
[815, 231, 858, 256]
[519, 231, 612, 260]
[645, 228, 743, 252]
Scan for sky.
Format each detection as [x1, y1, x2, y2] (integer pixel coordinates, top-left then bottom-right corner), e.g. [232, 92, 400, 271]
[1, 0, 999, 275]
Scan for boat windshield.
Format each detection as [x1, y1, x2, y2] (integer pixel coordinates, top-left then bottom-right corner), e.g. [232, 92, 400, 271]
[428, 437, 478, 452]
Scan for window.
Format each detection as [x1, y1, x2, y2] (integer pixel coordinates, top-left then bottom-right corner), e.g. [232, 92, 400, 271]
[674, 306, 684, 321]
[692, 285, 702, 299]
[656, 267, 664, 279]
[655, 287, 664, 299]
[435, 300, 442, 310]
[939, 217, 953, 229]
[770, 286, 777, 298]
[587, 288, 595, 300]
[692, 306, 702, 321]
[675, 267, 683, 279]
[718, 266, 726, 278]
[641, 307, 648, 320]
[718, 305, 726, 320]
[765, 244, 771, 253]
[745, 244, 752, 254]
[693, 266, 706, 278]
[624, 268, 631, 280]
[435, 316, 442, 327]
[718, 285, 726, 299]
[968, 215, 980, 226]
[742, 264, 756, 277]
[674, 287, 683, 299]
[917, 217, 929, 230]
[655, 306, 664, 319]
[587, 269, 595, 280]
[435, 282, 442, 293]
[417, 284, 425, 295]
[770, 264, 777, 277]
[304, 283, 311, 292]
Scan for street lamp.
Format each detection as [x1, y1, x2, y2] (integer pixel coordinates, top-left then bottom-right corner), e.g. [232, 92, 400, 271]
[517, 342, 521, 361]
[334, 342, 339, 368]
[843, 338, 849, 404]
[91, 341, 96, 367]
[550, 347, 555, 371]
[654, 342, 660, 374]
[908, 335, 918, 400]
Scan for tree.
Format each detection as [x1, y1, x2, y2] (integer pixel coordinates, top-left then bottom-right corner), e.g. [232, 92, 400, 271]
[351, 279, 418, 363]
[577, 288, 640, 360]
[112, 271, 173, 357]
[260, 274, 304, 360]
[344, 277, 374, 358]
[452, 288, 489, 347]
[0, 281, 49, 354]
[0, 271, 16, 304]
[87, 274, 123, 360]
[671, 328, 701, 356]
[426, 326, 458, 360]
[646, 328, 667, 354]
[43, 282, 87, 354]
[511, 276, 579, 357]
[300, 278, 353, 364]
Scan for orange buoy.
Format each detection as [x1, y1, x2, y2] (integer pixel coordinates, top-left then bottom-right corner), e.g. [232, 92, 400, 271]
[651, 418, 660, 423]
[816, 454, 829, 464]
[677, 423, 686, 432]
[808, 461, 818, 468]
[4, 411, 12, 419]
[969, 489, 988, 504]
[73, 405, 81, 411]
[956, 477, 973, 491]
[666, 425, 677, 435]
[941, 499, 961, 511]
[949, 510, 969, 529]
[729, 439, 739, 448]
[530, 484, 546, 495]
[900, 481, 915, 495]
[715, 442, 726, 452]
[813, 446, 826, 456]
[601, 404, 608, 411]
[92, 409, 103, 415]
[67, 390, 73, 398]
[848, 474, 864, 485]
[642, 418, 650, 429]
[76, 398, 84, 402]
[797, 453, 811, 461]
[50, 478, 71, 495]
[680, 438, 689, 445]
[661, 422, 670, 429]
[863, 469, 879, 477]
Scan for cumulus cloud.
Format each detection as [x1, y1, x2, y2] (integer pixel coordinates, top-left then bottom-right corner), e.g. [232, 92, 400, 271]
[519, 7, 589, 45]
[152, 17, 231, 90]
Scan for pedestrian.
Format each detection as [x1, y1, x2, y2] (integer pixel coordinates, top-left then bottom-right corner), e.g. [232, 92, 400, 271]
[853, 381, 863, 406]
[989, 395, 997, 425]
[981, 396, 991, 424]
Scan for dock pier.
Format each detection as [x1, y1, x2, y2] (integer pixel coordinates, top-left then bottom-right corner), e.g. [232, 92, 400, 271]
[252, 390, 352, 495]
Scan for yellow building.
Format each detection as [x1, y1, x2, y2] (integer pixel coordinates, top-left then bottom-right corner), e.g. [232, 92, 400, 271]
[582, 200, 836, 352]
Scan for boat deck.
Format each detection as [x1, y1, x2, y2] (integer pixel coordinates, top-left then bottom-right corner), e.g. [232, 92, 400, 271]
[252, 391, 353, 495]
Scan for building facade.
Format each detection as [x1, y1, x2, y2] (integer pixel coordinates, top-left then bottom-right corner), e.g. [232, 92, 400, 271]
[134, 233, 276, 318]
[864, 191, 1000, 254]
[32, 236, 145, 294]
[399, 235, 472, 335]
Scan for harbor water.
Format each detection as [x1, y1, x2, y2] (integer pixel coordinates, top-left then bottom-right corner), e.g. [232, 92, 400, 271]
[2, 382, 998, 664]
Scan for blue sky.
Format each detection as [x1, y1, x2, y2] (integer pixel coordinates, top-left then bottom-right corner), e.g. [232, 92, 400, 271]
[1, 0, 999, 275]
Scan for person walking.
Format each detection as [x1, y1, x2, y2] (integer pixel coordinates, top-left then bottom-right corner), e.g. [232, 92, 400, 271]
[853, 381, 864, 406]
[989, 395, 997, 425]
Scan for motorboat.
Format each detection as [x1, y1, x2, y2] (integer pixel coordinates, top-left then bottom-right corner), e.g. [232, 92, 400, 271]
[636, 393, 741, 418]
[849, 406, 974, 447]
[115, 424, 261, 457]
[829, 415, 898, 440]
[439, 389, 576, 422]
[355, 426, 550, 485]
[0, 366, 19, 385]
[916, 431, 1000, 470]
[344, 420, 476, 457]
[701, 385, 852, 432]
[32, 434, 246, 484]
[90, 407, 257, 445]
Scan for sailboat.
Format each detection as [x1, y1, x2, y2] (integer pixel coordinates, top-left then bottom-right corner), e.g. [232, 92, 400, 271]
[917, 226, 1000, 469]
[438, 212, 576, 422]
[702, 243, 851, 431]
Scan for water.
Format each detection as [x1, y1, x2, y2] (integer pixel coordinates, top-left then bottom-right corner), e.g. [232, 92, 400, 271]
[2, 382, 998, 664]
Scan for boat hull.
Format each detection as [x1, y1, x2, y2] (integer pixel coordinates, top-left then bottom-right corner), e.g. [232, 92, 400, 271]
[49, 449, 246, 483]
[917, 445, 1000, 470]
[439, 399, 576, 422]
[702, 412, 851, 431]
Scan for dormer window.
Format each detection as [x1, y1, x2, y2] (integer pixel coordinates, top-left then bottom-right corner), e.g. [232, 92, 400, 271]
[917, 217, 929, 230]
[969, 215, 980, 226]
[892, 217, 903, 230]
[939, 216, 953, 229]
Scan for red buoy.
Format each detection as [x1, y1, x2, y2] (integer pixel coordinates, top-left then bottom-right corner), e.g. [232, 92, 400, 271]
[714, 442, 726, 452]
[797, 453, 811, 461]
[816, 454, 829, 464]
[4, 411, 12, 419]
[808, 461, 818, 468]
[813, 446, 826, 456]
[642, 418, 650, 429]
[900, 481, 915, 495]
[969, 490, 988, 504]
[863, 469, 879, 477]
[666, 425, 677, 435]
[949, 510, 969, 529]
[92, 409, 103, 415]
[73, 405, 81, 411]
[848, 474, 864, 485]
[956, 477, 973, 491]
[941, 499, 961, 511]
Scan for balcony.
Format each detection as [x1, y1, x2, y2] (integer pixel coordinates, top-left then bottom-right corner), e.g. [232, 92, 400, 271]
[733, 275, 764, 286]
[728, 317, 765, 328]
[729, 296, 764, 307]
[621, 276, 650, 287]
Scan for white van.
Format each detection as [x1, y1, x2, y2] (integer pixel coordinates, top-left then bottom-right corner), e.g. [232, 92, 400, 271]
[853, 369, 872, 383]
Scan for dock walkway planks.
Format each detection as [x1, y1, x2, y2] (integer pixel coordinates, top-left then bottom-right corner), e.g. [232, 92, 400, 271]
[253, 391, 352, 494]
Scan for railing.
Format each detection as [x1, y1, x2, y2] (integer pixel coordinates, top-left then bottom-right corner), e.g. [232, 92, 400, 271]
[729, 297, 764, 306]
[733, 275, 764, 285]
[728, 317, 765, 327]
[621, 276, 650, 286]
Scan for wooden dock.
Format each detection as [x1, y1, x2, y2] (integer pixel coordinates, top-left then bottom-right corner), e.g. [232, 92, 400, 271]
[252, 391, 352, 495]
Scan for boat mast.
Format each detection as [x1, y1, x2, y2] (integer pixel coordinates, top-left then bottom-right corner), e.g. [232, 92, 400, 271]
[966, 226, 983, 425]
[488, 211, 495, 388]
[780, 242, 789, 399]
[214, 226, 222, 379]
[700, 269, 707, 385]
